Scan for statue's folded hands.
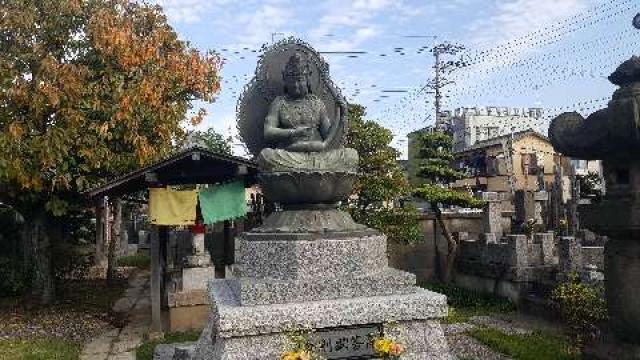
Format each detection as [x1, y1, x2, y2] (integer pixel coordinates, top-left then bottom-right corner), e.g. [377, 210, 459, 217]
[258, 147, 358, 172]
[286, 140, 324, 152]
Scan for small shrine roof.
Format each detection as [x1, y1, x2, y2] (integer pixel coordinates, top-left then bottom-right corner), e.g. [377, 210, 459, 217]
[86, 147, 258, 199]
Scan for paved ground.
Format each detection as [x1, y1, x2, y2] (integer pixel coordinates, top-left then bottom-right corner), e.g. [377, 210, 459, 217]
[80, 270, 151, 360]
[444, 313, 562, 360]
[77, 270, 562, 360]
[445, 321, 509, 360]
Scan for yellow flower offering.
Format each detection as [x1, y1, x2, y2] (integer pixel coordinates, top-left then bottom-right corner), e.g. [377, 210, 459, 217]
[373, 338, 393, 354]
[373, 337, 405, 357]
[280, 350, 311, 360]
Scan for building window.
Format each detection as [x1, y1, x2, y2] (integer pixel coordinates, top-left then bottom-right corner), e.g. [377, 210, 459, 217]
[521, 153, 539, 175]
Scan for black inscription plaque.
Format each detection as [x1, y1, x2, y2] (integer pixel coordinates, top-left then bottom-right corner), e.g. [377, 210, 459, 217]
[311, 324, 382, 359]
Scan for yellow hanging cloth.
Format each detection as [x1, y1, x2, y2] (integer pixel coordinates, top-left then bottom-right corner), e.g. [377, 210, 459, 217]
[148, 188, 198, 226]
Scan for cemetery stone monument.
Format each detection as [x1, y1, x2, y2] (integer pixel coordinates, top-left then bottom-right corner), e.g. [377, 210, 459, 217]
[157, 38, 451, 359]
[181, 223, 215, 294]
[480, 192, 503, 236]
[514, 190, 535, 232]
[549, 55, 640, 344]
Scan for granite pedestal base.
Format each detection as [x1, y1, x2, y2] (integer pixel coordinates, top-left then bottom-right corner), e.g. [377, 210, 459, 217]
[156, 280, 450, 360]
[182, 267, 216, 291]
[155, 227, 451, 359]
[167, 266, 215, 309]
[185, 254, 212, 268]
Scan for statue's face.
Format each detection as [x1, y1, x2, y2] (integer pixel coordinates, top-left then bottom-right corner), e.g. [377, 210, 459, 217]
[285, 75, 309, 98]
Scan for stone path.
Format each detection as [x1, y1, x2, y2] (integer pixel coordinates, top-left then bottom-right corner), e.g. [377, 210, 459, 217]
[445, 321, 509, 360]
[81, 270, 151, 360]
[444, 313, 562, 360]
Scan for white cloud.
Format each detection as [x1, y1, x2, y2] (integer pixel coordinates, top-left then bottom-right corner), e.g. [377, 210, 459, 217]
[185, 0, 297, 49]
[466, 0, 595, 48]
[152, 0, 222, 24]
[318, 26, 381, 51]
[308, 0, 395, 51]
[152, 0, 294, 47]
[448, 0, 597, 106]
[232, 3, 294, 47]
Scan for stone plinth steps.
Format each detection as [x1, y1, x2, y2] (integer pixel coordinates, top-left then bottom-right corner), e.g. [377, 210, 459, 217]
[155, 232, 451, 359]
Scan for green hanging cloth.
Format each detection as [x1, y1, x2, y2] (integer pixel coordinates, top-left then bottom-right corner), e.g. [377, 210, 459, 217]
[198, 181, 247, 224]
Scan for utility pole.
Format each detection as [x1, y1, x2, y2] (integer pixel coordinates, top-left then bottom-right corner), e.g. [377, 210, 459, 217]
[507, 124, 516, 195]
[434, 49, 442, 128]
[569, 162, 580, 235]
[427, 43, 466, 132]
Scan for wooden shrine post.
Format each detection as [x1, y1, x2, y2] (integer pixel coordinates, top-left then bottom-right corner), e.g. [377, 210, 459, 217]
[149, 225, 164, 339]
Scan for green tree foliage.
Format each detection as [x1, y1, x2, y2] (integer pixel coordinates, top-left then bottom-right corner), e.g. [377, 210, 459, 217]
[345, 104, 421, 244]
[552, 274, 607, 354]
[413, 131, 484, 282]
[577, 171, 603, 200]
[185, 128, 233, 154]
[0, 0, 221, 302]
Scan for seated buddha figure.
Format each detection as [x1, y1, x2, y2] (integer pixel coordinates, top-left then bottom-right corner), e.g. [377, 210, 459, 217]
[257, 53, 358, 173]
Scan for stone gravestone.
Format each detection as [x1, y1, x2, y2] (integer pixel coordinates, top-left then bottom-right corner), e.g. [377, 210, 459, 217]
[514, 190, 535, 233]
[480, 191, 503, 236]
[180, 229, 214, 293]
[558, 236, 582, 280]
[549, 55, 640, 344]
[156, 38, 450, 359]
[533, 191, 548, 230]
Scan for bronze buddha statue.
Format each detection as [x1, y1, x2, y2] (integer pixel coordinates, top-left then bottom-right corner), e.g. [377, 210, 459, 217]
[237, 40, 361, 209]
[257, 53, 358, 173]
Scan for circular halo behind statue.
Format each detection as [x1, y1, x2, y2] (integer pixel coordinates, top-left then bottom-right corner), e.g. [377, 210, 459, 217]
[237, 37, 347, 157]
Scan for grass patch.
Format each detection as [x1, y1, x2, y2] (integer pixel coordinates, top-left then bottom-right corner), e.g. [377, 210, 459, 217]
[0, 338, 81, 360]
[421, 282, 515, 323]
[469, 327, 578, 360]
[136, 331, 200, 360]
[0, 296, 20, 308]
[57, 278, 128, 311]
[117, 253, 151, 270]
[0, 278, 128, 343]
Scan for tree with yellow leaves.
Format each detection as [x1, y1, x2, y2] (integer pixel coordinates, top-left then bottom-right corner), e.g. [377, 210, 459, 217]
[0, 0, 221, 303]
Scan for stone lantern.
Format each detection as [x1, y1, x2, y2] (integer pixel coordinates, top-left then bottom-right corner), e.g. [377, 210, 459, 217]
[549, 56, 640, 344]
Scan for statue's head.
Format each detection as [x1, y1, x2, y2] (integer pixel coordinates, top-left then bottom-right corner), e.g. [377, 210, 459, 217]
[282, 53, 312, 98]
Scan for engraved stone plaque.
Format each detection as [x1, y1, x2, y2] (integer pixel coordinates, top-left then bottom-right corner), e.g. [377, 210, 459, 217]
[311, 324, 382, 359]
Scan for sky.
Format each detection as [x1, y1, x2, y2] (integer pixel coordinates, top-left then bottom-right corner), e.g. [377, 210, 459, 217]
[150, 0, 639, 158]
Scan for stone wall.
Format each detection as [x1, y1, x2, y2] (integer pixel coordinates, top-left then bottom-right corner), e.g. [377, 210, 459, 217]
[453, 233, 605, 302]
[456, 233, 555, 279]
[582, 246, 604, 270]
[557, 236, 605, 280]
[388, 213, 484, 282]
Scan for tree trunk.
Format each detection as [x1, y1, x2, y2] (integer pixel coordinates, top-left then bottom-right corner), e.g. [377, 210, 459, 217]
[433, 217, 443, 281]
[433, 205, 458, 284]
[21, 213, 34, 285]
[107, 198, 122, 285]
[95, 197, 107, 267]
[23, 212, 55, 304]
